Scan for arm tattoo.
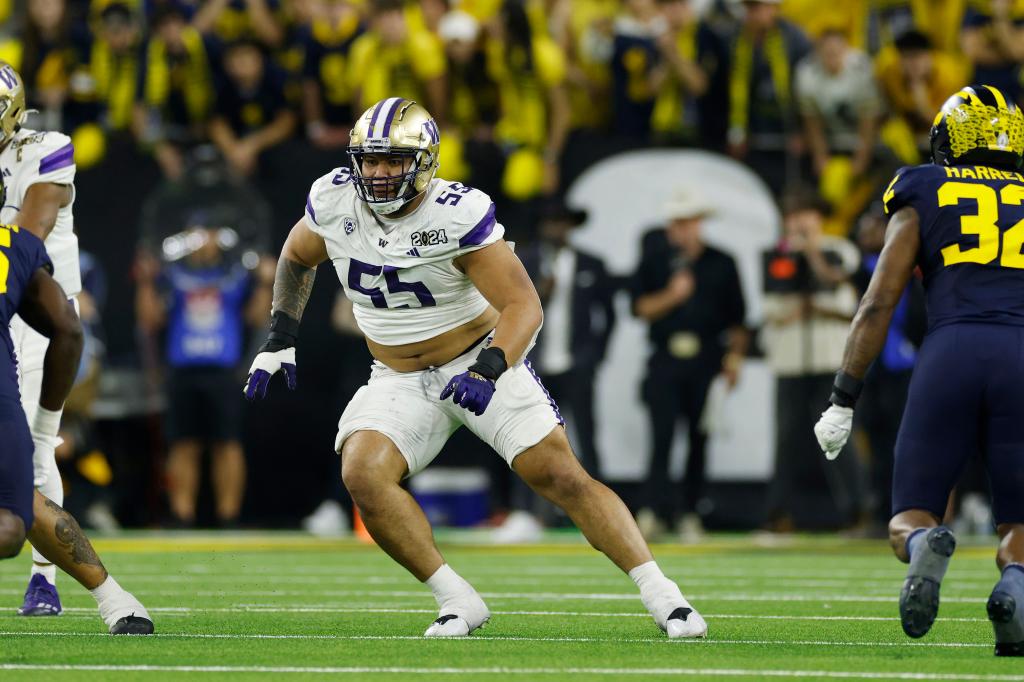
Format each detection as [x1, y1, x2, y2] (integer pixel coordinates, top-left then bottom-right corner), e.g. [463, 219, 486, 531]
[272, 258, 316, 321]
[44, 498, 105, 570]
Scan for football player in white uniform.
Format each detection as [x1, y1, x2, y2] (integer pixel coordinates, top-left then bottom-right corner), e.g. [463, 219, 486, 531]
[0, 61, 152, 633]
[245, 97, 708, 639]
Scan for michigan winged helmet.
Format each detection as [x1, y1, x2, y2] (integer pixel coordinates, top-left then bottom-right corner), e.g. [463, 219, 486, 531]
[348, 98, 440, 215]
[930, 84, 1024, 169]
[0, 61, 27, 148]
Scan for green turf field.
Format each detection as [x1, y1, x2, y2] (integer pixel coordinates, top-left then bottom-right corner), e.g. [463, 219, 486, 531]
[0, 531, 1020, 681]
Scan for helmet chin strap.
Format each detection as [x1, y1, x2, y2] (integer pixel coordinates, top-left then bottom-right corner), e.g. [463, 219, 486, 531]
[369, 196, 408, 215]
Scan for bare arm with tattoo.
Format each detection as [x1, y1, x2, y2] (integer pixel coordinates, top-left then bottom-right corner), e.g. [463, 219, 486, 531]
[273, 218, 328, 319]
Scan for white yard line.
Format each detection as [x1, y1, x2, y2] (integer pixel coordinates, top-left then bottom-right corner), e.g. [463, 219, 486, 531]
[0, 630, 992, 648]
[0, 664, 1018, 679]
[45, 605, 990, 622]
[0, 574, 1000, 590]
[0, 588, 987, 602]
[103, 564, 1000, 581]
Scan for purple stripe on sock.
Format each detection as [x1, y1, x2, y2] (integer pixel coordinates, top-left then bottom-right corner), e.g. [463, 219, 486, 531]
[38, 143, 74, 175]
[367, 99, 387, 136]
[458, 203, 497, 247]
[525, 359, 564, 425]
[381, 99, 403, 137]
[305, 194, 318, 225]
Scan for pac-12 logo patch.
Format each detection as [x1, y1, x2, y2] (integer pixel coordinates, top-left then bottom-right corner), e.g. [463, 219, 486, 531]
[344, 217, 355, 235]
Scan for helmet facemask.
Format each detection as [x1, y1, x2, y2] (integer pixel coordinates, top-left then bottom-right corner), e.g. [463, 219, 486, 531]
[348, 145, 432, 216]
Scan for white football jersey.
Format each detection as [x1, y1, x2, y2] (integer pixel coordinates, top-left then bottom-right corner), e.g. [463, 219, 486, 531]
[0, 128, 80, 296]
[305, 168, 505, 345]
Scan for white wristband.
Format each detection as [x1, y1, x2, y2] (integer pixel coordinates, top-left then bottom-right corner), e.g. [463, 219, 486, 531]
[32, 405, 62, 441]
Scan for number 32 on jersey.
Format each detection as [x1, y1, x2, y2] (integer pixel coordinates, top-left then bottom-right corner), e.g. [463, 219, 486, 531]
[938, 181, 1024, 268]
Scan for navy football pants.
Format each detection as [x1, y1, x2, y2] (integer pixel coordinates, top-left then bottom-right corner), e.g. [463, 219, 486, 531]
[0, 395, 34, 529]
[894, 323, 1024, 524]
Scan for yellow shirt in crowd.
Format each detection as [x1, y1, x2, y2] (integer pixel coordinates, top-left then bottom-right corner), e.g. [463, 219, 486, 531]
[347, 27, 446, 113]
[487, 35, 566, 150]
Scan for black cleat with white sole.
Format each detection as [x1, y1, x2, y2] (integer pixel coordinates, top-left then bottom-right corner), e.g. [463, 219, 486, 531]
[110, 614, 154, 635]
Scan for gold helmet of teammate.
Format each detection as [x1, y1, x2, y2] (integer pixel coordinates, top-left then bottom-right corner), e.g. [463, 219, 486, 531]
[348, 98, 440, 215]
[930, 84, 1024, 169]
[0, 61, 27, 148]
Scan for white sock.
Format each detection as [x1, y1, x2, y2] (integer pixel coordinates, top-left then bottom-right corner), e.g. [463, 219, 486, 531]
[425, 564, 472, 606]
[629, 560, 668, 596]
[90, 575, 124, 606]
[31, 563, 57, 585]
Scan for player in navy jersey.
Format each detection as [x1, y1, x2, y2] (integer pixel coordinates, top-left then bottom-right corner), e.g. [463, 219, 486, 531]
[0, 222, 153, 633]
[814, 85, 1024, 655]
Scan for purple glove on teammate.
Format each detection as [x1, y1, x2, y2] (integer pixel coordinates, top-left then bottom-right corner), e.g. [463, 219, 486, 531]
[440, 346, 508, 416]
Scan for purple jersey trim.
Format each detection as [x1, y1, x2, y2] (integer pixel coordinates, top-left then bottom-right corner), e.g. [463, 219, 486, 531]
[38, 143, 74, 175]
[525, 359, 565, 426]
[305, 194, 319, 225]
[458, 203, 497, 248]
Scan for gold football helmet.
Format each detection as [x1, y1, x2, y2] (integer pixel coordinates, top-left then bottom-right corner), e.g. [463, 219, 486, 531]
[930, 84, 1024, 169]
[348, 98, 440, 215]
[0, 61, 27, 148]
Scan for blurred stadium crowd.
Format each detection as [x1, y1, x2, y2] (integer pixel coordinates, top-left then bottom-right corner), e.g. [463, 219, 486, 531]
[0, 0, 1012, 537]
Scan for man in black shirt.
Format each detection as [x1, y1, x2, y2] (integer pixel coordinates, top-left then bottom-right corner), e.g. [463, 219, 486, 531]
[208, 39, 297, 177]
[631, 190, 748, 540]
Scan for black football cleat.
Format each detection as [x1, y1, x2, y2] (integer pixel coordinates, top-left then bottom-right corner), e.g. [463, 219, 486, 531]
[110, 614, 155, 635]
[899, 527, 956, 638]
[900, 577, 942, 638]
[988, 589, 1024, 656]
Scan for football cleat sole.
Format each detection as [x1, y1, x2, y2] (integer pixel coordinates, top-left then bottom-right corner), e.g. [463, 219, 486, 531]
[900, 576, 941, 638]
[17, 603, 61, 617]
[110, 615, 154, 635]
[423, 613, 489, 637]
[988, 590, 1024, 656]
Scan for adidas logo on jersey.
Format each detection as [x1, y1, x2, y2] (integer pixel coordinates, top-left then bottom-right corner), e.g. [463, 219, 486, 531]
[406, 248, 420, 257]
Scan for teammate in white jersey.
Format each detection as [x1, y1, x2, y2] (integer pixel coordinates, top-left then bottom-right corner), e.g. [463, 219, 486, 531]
[245, 97, 707, 639]
[0, 61, 152, 633]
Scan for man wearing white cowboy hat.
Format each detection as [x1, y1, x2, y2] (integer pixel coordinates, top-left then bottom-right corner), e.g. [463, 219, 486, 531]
[630, 189, 749, 541]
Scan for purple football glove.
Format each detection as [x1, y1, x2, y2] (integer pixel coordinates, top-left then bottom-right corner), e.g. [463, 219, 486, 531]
[243, 347, 297, 400]
[440, 371, 496, 416]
